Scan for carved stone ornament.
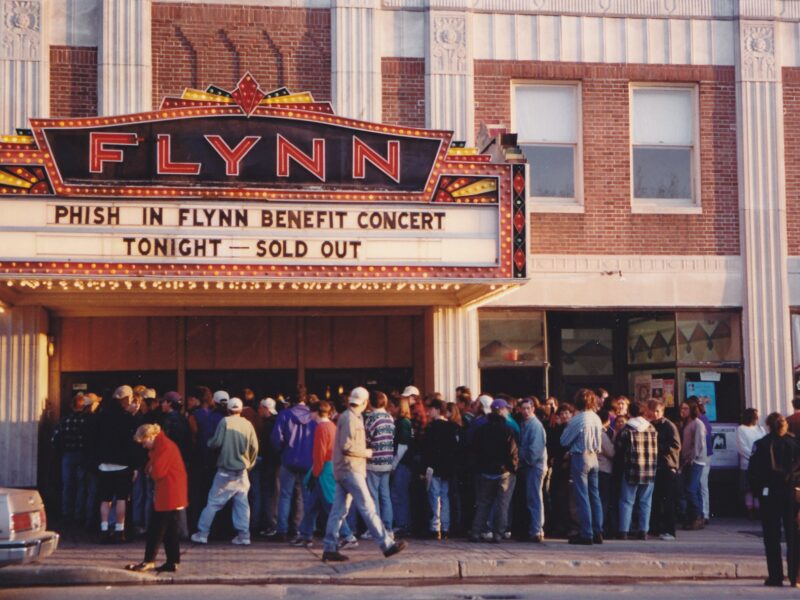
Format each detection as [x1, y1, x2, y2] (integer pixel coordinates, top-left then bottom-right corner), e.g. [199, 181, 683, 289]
[431, 14, 467, 74]
[741, 24, 776, 81]
[1, 0, 40, 61]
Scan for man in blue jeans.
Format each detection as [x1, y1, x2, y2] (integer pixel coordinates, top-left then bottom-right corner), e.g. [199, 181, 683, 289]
[321, 387, 406, 562]
[270, 394, 316, 542]
[560, 388, 604, 545]
[615, 400, 658, 540]
[519, 398, 547, 542]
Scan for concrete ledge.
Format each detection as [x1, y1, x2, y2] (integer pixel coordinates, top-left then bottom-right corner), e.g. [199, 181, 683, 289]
[0, 566, 156, 587]
[330, 559, 460, 580]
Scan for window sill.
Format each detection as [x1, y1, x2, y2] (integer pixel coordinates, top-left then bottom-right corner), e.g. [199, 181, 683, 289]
[631, 202, 702, 215]
[529, 200, 584, 214]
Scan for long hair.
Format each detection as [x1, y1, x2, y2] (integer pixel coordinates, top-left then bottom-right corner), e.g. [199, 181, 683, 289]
[573, 388, 598, 412]
[447, 401, 463, 427]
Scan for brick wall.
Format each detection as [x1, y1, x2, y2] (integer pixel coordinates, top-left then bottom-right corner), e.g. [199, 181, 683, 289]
[785, 68, 800, 256]
[49, 46, 97, 118]
[152, 3, 331, 107]
[382, 58, 425, 128]
[475, 62, 739, 256]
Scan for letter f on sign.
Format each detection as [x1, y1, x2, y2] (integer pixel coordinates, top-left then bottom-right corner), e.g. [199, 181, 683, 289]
[89, 132, 139, 173]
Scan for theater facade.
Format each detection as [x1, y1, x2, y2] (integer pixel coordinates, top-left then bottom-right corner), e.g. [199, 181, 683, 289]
[1, 1, 800, 507]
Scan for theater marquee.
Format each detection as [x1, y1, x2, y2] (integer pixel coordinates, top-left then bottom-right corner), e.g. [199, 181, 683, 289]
[0, 74, 527, 282]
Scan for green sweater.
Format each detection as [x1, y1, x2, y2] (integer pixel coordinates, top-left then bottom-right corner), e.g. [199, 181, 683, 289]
[208, 414, 259, 471]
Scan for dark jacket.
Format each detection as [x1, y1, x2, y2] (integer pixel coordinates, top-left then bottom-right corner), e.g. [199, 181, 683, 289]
[93, 400, 138, 468]
[652, 417, 681, 471]
[748, 433, 800, 497]
[271, 404, 316, 471]
[471, 413, 518, 476]
[422, 419, 460, 479]
[162, 410, 192, 466]
[53, 410, 88, 453]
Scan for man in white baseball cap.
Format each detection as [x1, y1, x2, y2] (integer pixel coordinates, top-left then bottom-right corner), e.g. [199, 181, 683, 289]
[321, 387, 406, 562]
[401, 385, 420, 405]
[191, 396, 259, 546]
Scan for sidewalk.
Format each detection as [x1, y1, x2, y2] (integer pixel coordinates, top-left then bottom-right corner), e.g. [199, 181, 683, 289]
[0, 519, 769, 588]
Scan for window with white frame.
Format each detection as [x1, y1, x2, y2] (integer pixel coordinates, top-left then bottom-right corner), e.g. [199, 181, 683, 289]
[631, 86, 698, 207]
[513, 83, 580, 206]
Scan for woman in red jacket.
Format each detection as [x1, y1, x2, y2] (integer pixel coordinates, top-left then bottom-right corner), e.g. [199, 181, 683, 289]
[125, 423, 188, 573]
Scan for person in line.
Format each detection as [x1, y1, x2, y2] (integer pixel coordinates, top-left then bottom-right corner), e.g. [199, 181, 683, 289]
[255, 397, 281, 537]
[191, 397, 259, 545]
[390, 395, 414, 538]
[748, 412, 800, 588]
[615, 401, 658, 540]
[560, 388, 604, 545]
[519, 397, 547, 542]
[596, 408, 615, 537]
[125, 423, 188, 573]
[736, 408, 766, 520]
[679, 399, 707, 531]
[647, 398, 681, 540]
[421, 398, 460, 540]
[53, 392, 90, 525]
[364, 391, 396, 537]
[321, 387, 406, 562]
[468, 397, 518, 544]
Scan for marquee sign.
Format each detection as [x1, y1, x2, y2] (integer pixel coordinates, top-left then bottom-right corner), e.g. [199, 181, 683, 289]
[0, 74, 527, 282]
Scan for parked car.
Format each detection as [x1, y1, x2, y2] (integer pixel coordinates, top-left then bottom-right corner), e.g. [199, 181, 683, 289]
[0, 488, 58, 567]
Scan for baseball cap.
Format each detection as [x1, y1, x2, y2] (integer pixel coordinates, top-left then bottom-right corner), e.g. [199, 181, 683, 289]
[227, 397, 243, 412]
[348, 386, 369, 406]
[163, 391, 182, 406]
[477, 394, 493, 415]
[213, 390, 230, 404]
[113, 385, 133, 400]
[491, 398, 511, 411]
[401, 385, 420, 398]
[144, 388, 157, 400]
[260, 397, 277, 415]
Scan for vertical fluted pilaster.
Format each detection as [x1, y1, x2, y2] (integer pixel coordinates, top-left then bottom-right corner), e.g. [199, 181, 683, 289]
[98, 0, 151, 115]
[737, 20, 794, 414]
[433, 306, 480, 398]
[331, 0, 381, 122]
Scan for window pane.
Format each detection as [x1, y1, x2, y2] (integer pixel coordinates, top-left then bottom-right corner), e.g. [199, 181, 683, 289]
[627, 316, 676, 366]
[676, 311, 742, 364]
[515, 85, 577, 143]
[633, 88, 693, 145]
[633, 147, 691, 200]
[793, 314, 800, 369]
[561, 328, 613, 376]
[521, 144, 575, 198]
[479, 310, 545, 367]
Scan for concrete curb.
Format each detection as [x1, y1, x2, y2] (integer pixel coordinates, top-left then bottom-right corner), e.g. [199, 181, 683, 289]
[0, 557, 764, 588]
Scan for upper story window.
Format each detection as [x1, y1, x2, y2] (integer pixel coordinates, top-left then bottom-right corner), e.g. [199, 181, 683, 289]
[631, 86, 699, 213]
[512, 83, 582, 212]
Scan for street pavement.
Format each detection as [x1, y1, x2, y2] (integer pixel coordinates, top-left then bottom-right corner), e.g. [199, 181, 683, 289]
[0, 518, 776, 589]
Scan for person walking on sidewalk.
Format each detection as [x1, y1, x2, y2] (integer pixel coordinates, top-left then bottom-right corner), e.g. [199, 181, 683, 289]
[748, 412, 800, 588]
[191, 397, 259, 545]
[321, 387, 406, 562]
[125, 424, 188, 573]
[615, 401, 658, 540]
[560, 388, 604, 545]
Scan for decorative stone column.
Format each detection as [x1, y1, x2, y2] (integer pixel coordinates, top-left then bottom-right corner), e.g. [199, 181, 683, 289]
[0, 306, 49, 487]
[432, 305, 480, 397]
[0, 0, 48, 132]
[331, 0, 381, 122]
[98, 0, 151, 115]
[736, 20, 794, 415]
[426, 10, 473, 143]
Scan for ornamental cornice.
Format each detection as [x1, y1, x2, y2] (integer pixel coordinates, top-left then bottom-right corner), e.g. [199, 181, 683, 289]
[0, 0, 40, 61]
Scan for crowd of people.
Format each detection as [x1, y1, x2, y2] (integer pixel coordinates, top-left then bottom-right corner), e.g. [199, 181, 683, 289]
[52, 381, 799, 580]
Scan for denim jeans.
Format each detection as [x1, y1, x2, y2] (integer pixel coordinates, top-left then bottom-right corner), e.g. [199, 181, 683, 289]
[298, 478, 353, 541]
[132, 472, 154, 530]
[523, 463, 546, 537]
[61, 451, 86, 521]
[618, 479, 655, 534]
[277, 464, 305, 534]
[391, 463, 412, 531]
[570, 452, 603, 540]
[428, 476, 450, 533]
[684, 462, 704, 522]
[367, 470, 393, 532]
[249, 458, 278, 531]
[197, 468, 251, 538]
[323, 471, 394, 552]
[701, 463, 711, 519]
[470, 473, 516, 539]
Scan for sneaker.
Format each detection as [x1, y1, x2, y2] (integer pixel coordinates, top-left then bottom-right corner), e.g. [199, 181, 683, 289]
[124, 561, 155, 572]
[339, 537, 359, 550]
[190, 532, 208, 544]
[292, 537, 313, 548]
[383, 541, 407, 558]
[231, 535, 251, 545]
[658, 533, 676, 541]
[322, 550, 349, 562]
[480, 531, 494, 541]
[360, 530, 373, 540]
[258, 528, 277, 538]
[503, 531, 512, 540]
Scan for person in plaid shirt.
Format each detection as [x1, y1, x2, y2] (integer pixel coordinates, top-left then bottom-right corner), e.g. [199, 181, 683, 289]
[615, 400, 658, 540]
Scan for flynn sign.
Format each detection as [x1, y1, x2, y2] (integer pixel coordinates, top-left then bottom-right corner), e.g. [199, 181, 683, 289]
[0, 74, 527, 281]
